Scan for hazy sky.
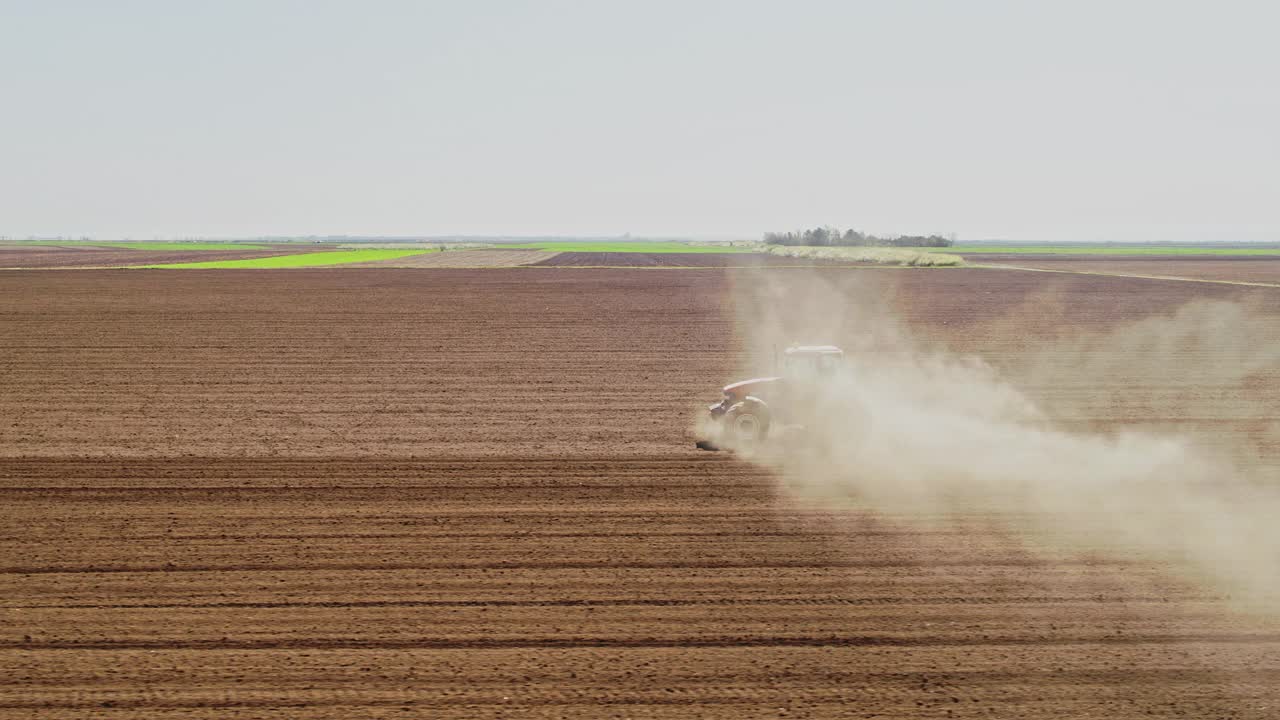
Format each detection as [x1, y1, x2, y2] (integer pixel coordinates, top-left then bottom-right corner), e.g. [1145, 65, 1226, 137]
[2, 1, 1276, 241]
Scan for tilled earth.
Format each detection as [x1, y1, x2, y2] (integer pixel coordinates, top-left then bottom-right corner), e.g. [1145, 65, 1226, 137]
[0, 245, 304, 269]
[531, 252, 804, 267]
[2, 268, 1279, 718]
[350, 249, 562, 267]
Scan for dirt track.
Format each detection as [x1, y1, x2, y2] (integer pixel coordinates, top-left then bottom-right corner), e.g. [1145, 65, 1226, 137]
[972, 256, 1280, 284]
[2, 267, 1280, 718]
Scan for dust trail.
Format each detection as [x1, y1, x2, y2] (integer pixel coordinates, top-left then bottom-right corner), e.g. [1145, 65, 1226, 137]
[725, 268, 1280, 604]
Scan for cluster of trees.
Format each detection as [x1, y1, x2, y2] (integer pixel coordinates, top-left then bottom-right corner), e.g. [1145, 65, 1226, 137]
[763, 227, 953, 248]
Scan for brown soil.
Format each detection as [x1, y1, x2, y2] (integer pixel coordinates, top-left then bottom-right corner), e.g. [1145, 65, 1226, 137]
[532, 252, 811, 267]
[972, 256, 1280, 284]
[2, 267, 1279, 718]
[348, 249, 562, 267]
[0, 245, 305, 269]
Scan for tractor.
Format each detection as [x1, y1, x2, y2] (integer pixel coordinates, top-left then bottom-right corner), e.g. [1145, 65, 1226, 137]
[696, 345, 845, 452]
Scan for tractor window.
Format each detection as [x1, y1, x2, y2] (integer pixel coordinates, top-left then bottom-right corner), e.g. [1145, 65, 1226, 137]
[785, 353, 843, 378]
[783, 355, 813, 376]
[817, 354, 841, 374]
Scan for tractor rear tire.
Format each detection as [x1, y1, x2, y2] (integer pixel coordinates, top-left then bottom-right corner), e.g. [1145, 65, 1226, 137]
[724, 402, 771, 454]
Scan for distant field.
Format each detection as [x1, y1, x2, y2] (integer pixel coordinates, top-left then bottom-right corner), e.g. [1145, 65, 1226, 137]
[501, 241, 752, 253]
[935, 245, 1280, 256]
[987, 258, 1280, 285]
[101, 242, 276, 251]
[346, 249, 560, 268]
[139, 249, 433, 268]
[15, 241, 275, 251]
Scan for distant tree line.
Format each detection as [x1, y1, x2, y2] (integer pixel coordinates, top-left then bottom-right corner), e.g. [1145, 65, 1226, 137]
[763, 227, 953, 248]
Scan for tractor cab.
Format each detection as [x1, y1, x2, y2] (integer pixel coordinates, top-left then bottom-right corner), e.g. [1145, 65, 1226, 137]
[781, 345, 844, 380]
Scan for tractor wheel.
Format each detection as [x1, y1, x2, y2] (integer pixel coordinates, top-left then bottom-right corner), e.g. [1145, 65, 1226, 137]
[724, 402, 771, 454]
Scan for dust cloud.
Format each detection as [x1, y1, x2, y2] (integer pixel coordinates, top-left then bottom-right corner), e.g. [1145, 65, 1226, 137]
[726, 269, 1280, 604]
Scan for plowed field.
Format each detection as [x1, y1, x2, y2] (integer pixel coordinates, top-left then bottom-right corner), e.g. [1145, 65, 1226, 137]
[0, 245, 302, 269]
[350, 249, 561, 267]
[532, 252, 792, 267]
[2, 267, 1279, 718]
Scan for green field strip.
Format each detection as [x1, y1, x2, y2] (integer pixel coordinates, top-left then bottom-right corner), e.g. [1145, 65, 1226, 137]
[136, 249, 435, 268]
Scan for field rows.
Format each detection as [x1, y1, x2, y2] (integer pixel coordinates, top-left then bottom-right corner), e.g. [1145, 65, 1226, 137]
[5, 451, 1279, 717]
[2, 267, 1279, 717]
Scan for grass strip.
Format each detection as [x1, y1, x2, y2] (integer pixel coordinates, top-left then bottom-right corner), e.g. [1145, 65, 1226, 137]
[137, 249, 434, 268]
